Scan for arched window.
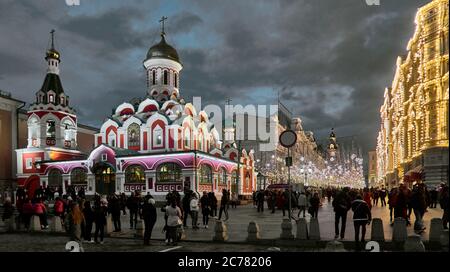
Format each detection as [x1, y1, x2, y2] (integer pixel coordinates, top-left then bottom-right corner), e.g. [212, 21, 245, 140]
[153, 126, 163, 147]
[128, 123, 140, 149]
[231, 170, 237, 185]
[46, 120, 56, 138]
[218, 168, 227, 185]
[174, 73, 178, 88]
[125, 165, 146, 183]
[152, 70, 156, 85]
[71, 168, 87, 184]
[157, 163, 182, 182]
[48, 168, 62, 187]
[163, 70, 168, 85]
[199, 164, 213, 184]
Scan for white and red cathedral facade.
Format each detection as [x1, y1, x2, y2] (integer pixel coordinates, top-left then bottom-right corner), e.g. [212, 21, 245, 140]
[15, 29, 256, 200]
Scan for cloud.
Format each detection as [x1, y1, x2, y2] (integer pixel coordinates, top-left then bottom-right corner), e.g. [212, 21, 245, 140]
[0, 0, 433, 161]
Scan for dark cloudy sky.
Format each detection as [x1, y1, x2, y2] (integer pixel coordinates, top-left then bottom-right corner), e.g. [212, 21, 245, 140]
[0, 0, 431, 155]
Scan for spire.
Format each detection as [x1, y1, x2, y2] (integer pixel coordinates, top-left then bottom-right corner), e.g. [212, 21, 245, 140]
[50, 29, 55, 49]
[45, 29, 60, 63]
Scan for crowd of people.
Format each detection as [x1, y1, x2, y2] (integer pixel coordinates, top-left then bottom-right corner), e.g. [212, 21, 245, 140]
[251, 182, 448, 250]
[2, 181, 448, 250]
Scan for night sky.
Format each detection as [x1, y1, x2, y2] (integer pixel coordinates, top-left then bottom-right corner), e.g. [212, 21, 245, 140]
[0, 0, 431, 155]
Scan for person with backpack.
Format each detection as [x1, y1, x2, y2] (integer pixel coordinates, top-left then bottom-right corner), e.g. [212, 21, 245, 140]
[309, 192, 320, 218]
[351, 194, 372, 251]
[165, 198, 182, 246]
[332, 188, 351, 240]
[65, 203, 85, 242]
[126, 192, 139, 229]
[33, 198, 48, 229]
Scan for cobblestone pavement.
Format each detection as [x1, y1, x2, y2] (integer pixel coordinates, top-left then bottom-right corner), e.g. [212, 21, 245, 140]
[0, 199, 444, 251]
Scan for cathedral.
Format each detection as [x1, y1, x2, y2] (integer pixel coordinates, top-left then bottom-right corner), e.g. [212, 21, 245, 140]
[15, 26, 256, 200]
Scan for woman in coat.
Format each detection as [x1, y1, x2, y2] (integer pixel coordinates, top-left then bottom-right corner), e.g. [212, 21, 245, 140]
[65, 203, 85, 241]
[165, 199, 182, 246]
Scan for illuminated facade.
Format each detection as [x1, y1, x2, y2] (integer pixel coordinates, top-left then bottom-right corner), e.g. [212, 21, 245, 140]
[15, 28, 256, 199]
[377, 0, 449, 188]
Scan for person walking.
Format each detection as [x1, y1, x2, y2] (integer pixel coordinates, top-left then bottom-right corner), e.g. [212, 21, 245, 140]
[22, 198, 33, 231]
[126, 192, 139, 229]
[281, 189, 289, 217]
[309, 192, 320, 218]
[430, 188, 438, 208]
[379, 187, 387, 207]
[218, 189, 229, 221]
[190, 193, 200, 229]
[200, 191, 210, 228]
[410, 183, 427, 233]
[165, 199, 182, 246]
[351, 194, 372, 251]
[270, 191, 277, 214]
[439, 184, 449, 229]
[182, 190, 192, 228]
[231, 192, 238, 208]
[141, 195, 157, 245]
[256, 189, 265, 213]
[33, 198, 48, 229]
[2, 197, 14, 222]
[394, 185, 409, 226]
[209, 192, 218, 218]
[297, 191, 307, 218]
[388, 188, 398, 223]
[93, 198, 108, 244]
[332, 188, 351, 240]
[110, 194, 122, 232]
[82, 201, 94, 243]
[65, 203, 85, 242]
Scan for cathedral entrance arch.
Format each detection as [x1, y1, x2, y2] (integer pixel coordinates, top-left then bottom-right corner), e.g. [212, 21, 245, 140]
[93, 162, 116, 196]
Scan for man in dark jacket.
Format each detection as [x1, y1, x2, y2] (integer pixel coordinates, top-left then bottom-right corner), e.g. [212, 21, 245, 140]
[182, 191, 192, 227]
[140, 195, 157, 245]
[351, 194, 372, 250]
[256, 189, 265, 213]
[218, 189, 229, 221]
[410, 184, 427, 232]
[126, 192, 139, 229]
[332, 188, 351, 240]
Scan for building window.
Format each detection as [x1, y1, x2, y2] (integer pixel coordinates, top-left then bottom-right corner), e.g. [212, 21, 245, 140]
[153, 126, 163, 147]
[35, 158, 41, 169]
[71, 168, 87, 184]
[101, 154, 108, 161]
[125, 165, 146, 183]
[48, 169, 62, 188]
[218, 168, 227, 185]
[61, 97, 65, 105]
[174, 73, 178, 88]
[46, 120, 56, 139]
[199, 164, 213, 184]
[49, 94, 54, 103]
[128, 123, 140, 149]
[26, 158, 33, 170]
[156, 163, 182, 182]
[152, 70, 156, 85]
[163, 70, 168, 85]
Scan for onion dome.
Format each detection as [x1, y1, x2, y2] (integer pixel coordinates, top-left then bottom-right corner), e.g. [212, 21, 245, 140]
[145, 34, 180, 63]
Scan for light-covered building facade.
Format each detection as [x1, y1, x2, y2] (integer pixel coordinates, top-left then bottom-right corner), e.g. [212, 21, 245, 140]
[15, 29, 256, 200]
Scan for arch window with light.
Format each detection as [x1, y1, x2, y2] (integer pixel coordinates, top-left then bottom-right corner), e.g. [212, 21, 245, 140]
[128, 123, 140, 149]
[174, 73, 178, 88]
[152, 70, 156, 85]
[153, 125, 163, 147]
[28, 117, 40, 147]
[62, 119, 76, 148]
[48, 168, 62, 188]
[71, 168, 87, 184]
[125, 165, 146, 183]
[107, 131, 117, 147]
[156, 163, 182, 182]
[46, 120, 56, 146]
[199, 164, 213, 184]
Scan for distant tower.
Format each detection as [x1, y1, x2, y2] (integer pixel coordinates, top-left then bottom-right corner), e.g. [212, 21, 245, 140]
[143, 16, 182, 103]
[327, 128, 339, 163]
[27, 30, 77, 149]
